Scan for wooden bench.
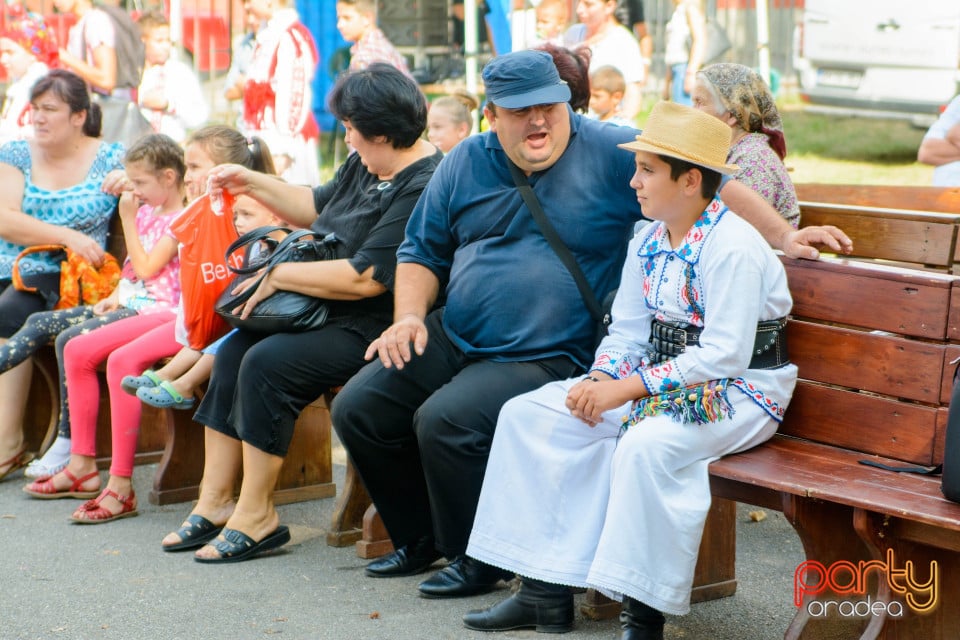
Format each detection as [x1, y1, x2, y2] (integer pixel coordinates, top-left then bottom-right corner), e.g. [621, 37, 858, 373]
[700, 256, 960, 639]
[21, 215, 336, 507]
[795, 183, 960, 214]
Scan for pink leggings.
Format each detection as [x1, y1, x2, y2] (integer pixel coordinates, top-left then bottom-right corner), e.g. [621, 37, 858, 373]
[65, 313, 180, 478]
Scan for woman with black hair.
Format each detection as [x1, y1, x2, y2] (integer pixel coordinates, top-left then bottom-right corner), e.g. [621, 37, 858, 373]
[161, 63, 443, 563]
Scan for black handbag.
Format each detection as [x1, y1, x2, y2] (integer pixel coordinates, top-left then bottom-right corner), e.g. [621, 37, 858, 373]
[215, 226, 339, 333]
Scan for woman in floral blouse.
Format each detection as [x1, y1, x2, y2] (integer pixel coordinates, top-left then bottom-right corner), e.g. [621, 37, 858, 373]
[692, 62, 800, 228]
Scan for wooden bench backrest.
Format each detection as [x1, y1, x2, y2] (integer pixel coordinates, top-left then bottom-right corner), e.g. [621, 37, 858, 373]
[798, 202, 960, 269]
[107, 211, 127, 263]
[795, 183, 960, 214]
[780, 256, 960, 467]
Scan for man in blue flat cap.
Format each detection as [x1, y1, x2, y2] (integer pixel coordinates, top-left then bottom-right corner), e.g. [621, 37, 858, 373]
[332, 49, 850, 604]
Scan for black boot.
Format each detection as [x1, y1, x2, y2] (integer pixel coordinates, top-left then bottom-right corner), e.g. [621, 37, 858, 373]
[619, 597, 665, 640]
[463, 578, 574, 633]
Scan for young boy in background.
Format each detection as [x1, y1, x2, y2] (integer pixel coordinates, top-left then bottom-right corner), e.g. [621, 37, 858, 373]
[589, 65, 634, 127]
[336, 0, 410, 75]
[137, 11, 209, 143]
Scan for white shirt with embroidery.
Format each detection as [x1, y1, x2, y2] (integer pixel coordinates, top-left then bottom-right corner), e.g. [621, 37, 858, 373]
[591, 197, 796, 422]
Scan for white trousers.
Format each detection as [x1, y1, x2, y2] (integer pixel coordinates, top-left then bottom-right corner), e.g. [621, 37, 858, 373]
[467, 377, 778, 615]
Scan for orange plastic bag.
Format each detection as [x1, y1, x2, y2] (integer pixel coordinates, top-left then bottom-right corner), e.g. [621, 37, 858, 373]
[12, 245, 122, 310]
[169, 191, 240, 349]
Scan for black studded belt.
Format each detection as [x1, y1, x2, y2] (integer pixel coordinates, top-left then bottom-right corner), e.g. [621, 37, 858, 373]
[649, 317, 790, 370]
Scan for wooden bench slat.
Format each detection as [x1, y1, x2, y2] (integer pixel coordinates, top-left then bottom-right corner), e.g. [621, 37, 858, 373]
[710, 435, 960, 532]
[780, 382, 939, 464]
[799, 204, 959, 267]
[795, 184, 960, 214]
[789, 321, 946, 404]
[784, 257, 955, 339]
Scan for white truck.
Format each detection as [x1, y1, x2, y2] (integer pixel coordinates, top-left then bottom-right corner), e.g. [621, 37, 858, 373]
[794, 0, 960, 127]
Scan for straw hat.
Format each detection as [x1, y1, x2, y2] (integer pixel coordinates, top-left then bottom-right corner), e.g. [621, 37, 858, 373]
[618, 102, 739, 175]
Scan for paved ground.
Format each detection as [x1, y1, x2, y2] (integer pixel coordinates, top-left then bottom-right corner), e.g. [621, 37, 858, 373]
[0, 437, 816, 640]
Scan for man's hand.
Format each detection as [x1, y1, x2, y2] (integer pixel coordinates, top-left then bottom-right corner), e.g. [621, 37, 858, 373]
[780, 225, 853, 260]
[365, 314, 429, 370]
[564, 372, 631, 427]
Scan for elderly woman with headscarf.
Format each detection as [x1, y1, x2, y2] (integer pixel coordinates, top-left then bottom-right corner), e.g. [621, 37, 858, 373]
[0, 8, 59, 143]
[692, 62, 800, 228]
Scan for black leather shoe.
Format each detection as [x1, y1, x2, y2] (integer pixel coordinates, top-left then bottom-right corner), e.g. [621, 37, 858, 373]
[463, 592, 574, 633]
[418, 555, 514, 598]
[620, 597, 665, 640]
[364, 536, 441, 578]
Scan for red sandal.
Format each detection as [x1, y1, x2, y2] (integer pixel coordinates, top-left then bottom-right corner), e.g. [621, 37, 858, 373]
[70, 488, 138, 524]
[23, 469, 100, 500]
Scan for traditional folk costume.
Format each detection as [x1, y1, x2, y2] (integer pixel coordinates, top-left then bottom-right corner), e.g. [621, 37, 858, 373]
[467, 198, 797, 616]
[241, 8, 320, 186]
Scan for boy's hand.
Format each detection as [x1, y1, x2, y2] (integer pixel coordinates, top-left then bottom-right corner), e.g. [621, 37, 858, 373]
[565, 372, 631, 427]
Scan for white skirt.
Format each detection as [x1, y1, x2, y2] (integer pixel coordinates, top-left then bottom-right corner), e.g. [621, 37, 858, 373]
[467, 377, 779, 615]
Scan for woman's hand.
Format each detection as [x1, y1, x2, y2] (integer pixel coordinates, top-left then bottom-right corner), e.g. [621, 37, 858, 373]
[206, 164, 253, 197]
[780, 226, 854, 260]
[63, 229, 105, 267]
[101, 169, 132, 196]
[365, 314, 429, 370]
[231, 270, 277, 320]
[565, 372, 633, 427]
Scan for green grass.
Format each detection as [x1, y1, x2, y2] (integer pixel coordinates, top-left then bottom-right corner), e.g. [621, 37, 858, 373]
[781, 108, 933, 185]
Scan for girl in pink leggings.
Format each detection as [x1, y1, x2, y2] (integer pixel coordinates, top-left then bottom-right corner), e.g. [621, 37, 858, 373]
[23, 134, 186, 523]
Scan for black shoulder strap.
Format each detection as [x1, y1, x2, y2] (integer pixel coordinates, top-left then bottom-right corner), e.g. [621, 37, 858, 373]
[857, 459, 942, 475]
[506, 160, 603, 321]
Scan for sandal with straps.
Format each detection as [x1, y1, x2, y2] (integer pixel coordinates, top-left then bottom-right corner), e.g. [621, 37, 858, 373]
[70, 488, 138, 524]
[0, 448, 35, 481]
[23, 468, 101, 499]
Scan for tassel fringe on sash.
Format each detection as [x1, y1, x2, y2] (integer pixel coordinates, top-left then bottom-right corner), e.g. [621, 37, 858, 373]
[621, 379, 734, 432]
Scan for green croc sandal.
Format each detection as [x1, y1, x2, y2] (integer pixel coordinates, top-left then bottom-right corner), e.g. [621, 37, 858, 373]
[136, 381, 196, 410]
[120, 369, 164, 395]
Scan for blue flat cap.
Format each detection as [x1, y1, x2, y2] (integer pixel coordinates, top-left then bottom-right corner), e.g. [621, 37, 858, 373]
[482, 50, 571, 109]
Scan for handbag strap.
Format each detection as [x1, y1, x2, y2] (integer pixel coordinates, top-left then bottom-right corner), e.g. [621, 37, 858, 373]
[506, 159, 603, 321]
[224, 225, 292, 274]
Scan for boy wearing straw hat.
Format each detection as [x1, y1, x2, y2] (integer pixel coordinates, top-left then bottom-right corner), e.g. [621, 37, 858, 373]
[463, 102, 798, 638]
